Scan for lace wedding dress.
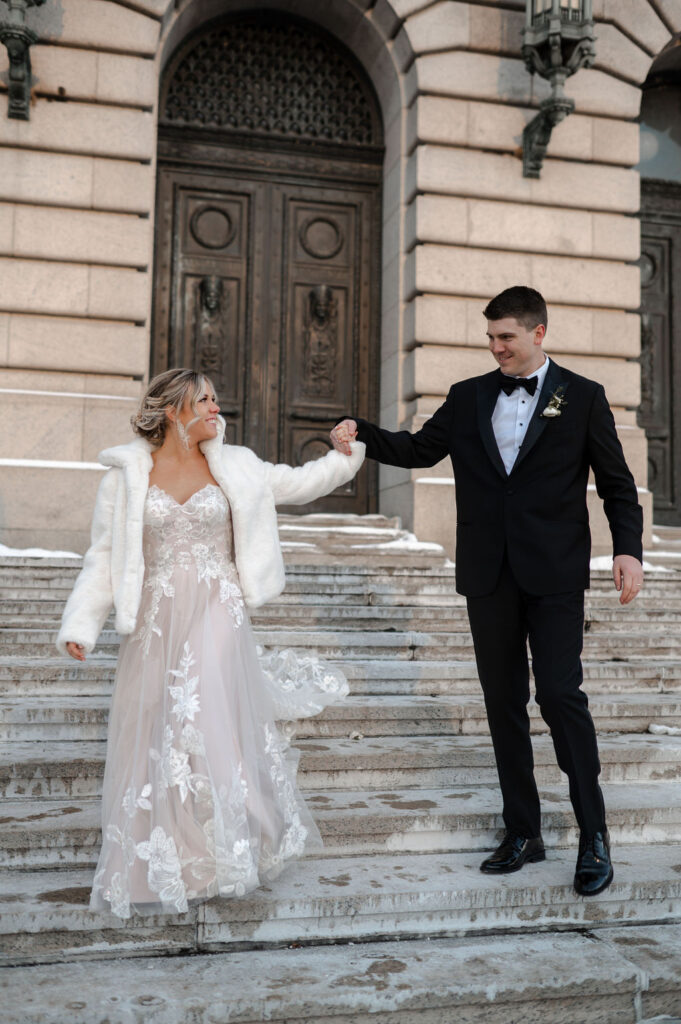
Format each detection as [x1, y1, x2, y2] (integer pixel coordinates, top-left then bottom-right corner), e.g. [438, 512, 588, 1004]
[90, 483, 348, 920]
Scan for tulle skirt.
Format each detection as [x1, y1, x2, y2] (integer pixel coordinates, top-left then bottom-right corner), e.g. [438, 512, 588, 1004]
[90, 564, 348, 919]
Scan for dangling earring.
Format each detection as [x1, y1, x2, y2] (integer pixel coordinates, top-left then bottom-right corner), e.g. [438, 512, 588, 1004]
[176, 419, 191, 451]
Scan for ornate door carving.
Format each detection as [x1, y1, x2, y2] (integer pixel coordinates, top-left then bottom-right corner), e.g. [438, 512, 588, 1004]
[152, 12, 383, 513]
[638, 180, 681, 525]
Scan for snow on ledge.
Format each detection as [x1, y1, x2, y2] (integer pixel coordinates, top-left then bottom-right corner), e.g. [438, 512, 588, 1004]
[350, 533, 445, 553]
[0, 543, 81, 559]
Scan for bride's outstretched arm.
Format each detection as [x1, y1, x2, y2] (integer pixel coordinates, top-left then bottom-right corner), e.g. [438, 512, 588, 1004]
[264, 440, 365, 506]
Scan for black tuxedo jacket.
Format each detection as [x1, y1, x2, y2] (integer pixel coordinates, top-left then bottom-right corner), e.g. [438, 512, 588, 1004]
[355, 360, 643, 597]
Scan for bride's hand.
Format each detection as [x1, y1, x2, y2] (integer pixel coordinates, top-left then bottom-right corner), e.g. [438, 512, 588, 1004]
[330, 419, 357, 455]
[66, 642, 86, 662]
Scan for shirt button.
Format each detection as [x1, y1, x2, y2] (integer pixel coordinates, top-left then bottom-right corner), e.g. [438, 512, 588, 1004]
[506, 488, 514, 495]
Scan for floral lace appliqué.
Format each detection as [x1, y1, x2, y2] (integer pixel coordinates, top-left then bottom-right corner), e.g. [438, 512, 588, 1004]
[134, 485, 244, 652]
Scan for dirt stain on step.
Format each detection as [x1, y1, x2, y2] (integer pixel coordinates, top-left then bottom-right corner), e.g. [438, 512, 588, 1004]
[318, 873, 352, 887]
[382, 798, 437, 810]
[332, 957, 409, 992]
[0, 806, 81, 825]
[38, 887, 90, 904]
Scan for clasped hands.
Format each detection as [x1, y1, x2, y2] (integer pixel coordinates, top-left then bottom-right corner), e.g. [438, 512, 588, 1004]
[330, 419, 357, 456]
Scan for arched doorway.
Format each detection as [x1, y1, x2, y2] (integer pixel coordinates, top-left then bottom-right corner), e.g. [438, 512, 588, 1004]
[638, 37, 681, 525]
[152, 11, 384, 513]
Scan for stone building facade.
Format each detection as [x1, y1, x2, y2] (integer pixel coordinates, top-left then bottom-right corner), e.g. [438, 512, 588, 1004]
[0, 0, 678, 556]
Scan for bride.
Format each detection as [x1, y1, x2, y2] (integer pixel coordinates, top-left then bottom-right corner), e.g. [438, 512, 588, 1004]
[57, 368, 365, 919]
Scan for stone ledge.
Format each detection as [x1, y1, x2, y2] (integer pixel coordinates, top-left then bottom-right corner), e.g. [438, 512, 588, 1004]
[407, 96, 640, 166]
[2, 846, 681, 965]
[406, 245, 641, 311]
[410, 145, 640, 214]
[0, 150, 154, 215]
[406, 295, 640, 358]
[1, 928, 668, 1024]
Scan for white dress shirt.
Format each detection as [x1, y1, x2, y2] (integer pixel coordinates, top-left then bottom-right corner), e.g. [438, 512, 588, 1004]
[492, 356, 551, 474]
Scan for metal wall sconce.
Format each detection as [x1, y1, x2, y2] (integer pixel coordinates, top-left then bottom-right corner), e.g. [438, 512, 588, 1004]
[522, 0, 596, 177]
[0, 0, 46, 120]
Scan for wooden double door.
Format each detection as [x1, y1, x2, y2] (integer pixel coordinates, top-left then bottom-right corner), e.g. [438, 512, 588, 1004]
[638, 180, 681, 525]
[152, 146, 381, 514]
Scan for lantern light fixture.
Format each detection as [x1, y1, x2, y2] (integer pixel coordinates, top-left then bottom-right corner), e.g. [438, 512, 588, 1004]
[521, 0, 596, 177]
[0, 0, 47, 120]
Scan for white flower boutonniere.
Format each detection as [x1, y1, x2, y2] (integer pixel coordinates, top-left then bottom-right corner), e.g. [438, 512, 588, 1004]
[541, 386, 567, 418]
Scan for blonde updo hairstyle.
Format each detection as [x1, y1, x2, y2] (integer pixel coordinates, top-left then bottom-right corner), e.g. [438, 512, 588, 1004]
[131, 368, 215, 447]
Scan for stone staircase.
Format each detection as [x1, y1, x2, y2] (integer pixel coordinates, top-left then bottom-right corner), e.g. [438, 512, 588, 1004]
[1, 514, 681, 1023]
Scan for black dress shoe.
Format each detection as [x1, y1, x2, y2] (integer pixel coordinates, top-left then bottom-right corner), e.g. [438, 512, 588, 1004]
[574, 829, 613, 896]
[480, 831, 546, 874]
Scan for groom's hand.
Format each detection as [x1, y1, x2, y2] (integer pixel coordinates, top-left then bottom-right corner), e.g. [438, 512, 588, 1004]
[612, 554, 644, 605]
[330, 419, 357, 456]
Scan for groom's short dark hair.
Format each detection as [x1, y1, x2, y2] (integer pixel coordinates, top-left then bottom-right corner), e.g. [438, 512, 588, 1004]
[483, 286, 548, 330]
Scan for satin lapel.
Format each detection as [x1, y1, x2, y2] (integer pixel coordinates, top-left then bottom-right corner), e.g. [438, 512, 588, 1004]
[476, 372, 508, 480]
[512, 360, 565, 473]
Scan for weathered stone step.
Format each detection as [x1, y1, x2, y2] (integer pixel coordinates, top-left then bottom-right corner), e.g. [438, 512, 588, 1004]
[7, 625, 681, 662]
[1, 602, 464, 630]
[3, 845, 681, 967]
[2, 733, 680, 800]
[2, 567, 679, 592]
[3, 656, 681, 697]
[3, 926, 680, 1024]
[338, 659, 681, 696]
[1, 692, 679, 743]
[3, 782, 681, 870]
[9, 603, 681, 637]
[0, 559, 677, 589]
[3, 552, 677, 579]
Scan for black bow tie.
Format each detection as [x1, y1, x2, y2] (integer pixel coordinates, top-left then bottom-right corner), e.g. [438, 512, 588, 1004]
[498, 374, 538, 397]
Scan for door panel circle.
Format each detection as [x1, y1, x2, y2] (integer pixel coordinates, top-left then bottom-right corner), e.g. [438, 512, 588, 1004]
[190, 205, 236, 250]
[299, 216, 343, 259]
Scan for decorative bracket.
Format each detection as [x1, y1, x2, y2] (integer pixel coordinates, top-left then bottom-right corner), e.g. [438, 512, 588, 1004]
[0, 0, 46, 121]
[521, 1, 595, 178]
[522, 93, 574, 178]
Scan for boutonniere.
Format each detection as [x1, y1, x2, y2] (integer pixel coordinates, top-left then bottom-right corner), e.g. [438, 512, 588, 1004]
[541, 386, 567, 418]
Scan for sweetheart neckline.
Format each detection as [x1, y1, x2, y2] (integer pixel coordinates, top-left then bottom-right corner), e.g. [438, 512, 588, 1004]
[147, 483, 222, 508]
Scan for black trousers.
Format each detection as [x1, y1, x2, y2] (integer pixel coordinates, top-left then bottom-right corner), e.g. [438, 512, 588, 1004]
[466, 556, 606, 838]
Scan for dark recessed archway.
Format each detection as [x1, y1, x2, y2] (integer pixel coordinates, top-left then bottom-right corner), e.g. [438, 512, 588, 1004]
[637, 36, 681, 524]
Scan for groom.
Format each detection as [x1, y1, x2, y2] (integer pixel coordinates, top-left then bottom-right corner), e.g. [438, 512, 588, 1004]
[331, 286, 644, 896]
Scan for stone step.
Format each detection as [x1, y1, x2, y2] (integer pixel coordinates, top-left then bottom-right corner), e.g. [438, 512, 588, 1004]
[3, 552, 678, 578]
[3, 844, 681, 967]
[1, 603, 463, 630]
[2, 925, 680, 1024]
[9, 602, 681, 635]
[2, 782, 681, 870]
[0, 559, 677, 586]
[5, 589, 681, 624]
[2, 733, 680, 800]
[1, 692, 679, 742]
[1, 565, 679, 589]
[7, 625, 681, 661]
[3, 656, 681, 697]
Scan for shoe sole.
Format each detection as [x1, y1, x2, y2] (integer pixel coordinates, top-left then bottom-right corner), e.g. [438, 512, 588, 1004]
[480, 850, 546, 874]
[574, 867, 614, 897]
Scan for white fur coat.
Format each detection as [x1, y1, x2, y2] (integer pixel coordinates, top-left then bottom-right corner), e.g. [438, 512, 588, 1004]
[56, 422, 365, 655]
